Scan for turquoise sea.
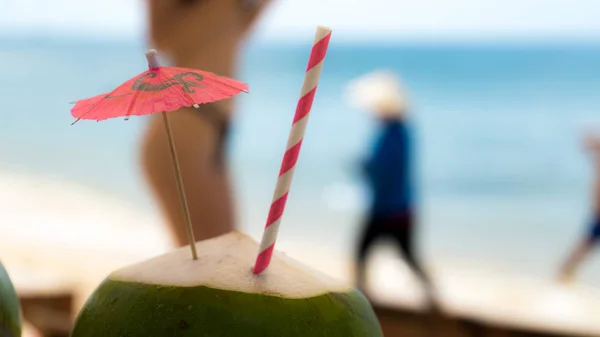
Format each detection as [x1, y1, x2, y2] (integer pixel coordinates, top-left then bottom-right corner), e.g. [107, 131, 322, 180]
[1, 37, 600, 286]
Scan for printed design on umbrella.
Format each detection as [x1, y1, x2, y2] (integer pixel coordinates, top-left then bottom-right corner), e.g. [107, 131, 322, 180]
[131, 71, 205, 93]
[100, 71, 206, 101]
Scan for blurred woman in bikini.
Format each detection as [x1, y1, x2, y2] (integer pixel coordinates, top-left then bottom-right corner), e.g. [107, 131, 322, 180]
[140, 0, 273, 245]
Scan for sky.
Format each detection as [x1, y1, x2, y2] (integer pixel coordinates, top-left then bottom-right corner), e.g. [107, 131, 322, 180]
[1, 0, 600, 43]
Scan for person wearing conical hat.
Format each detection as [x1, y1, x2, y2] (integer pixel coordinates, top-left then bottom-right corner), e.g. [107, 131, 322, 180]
[347, 70, 437, 308]
[558, 132, 600, 283]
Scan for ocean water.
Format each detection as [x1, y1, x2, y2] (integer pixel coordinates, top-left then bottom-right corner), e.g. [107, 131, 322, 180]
[1, 38, 600, 287]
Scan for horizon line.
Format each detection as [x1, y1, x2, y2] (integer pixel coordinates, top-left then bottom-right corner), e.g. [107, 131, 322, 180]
[2, 31, 600, 48]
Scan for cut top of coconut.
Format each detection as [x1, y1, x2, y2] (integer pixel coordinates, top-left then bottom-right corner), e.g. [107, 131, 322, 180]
[110, 231, 352, 298]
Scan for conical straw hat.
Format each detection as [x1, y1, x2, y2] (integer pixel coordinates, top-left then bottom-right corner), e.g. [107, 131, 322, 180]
[345, 69, 408, 118]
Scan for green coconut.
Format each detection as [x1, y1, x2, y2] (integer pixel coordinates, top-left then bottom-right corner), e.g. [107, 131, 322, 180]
[71, 231, 383, 337]
[0, 262, 21, 337]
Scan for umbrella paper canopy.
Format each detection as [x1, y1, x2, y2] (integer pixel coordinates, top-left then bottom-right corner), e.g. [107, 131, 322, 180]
[71, 62, 248, 121]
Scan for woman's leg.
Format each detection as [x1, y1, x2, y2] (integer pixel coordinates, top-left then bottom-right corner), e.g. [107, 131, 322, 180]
[140, 107, 236, 246]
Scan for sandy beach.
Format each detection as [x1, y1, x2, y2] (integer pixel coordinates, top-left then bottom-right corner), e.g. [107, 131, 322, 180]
[1, 173, 600, 336]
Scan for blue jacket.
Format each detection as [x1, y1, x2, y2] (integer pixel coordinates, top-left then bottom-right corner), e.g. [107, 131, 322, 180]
[363, 120, 413, 215]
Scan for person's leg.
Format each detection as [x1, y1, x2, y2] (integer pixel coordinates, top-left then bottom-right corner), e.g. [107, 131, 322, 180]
[558, 232, 598, 283]
[391, 212, 431, 286]
[355, 216, 382, 292]
[390, 212, 440, 312]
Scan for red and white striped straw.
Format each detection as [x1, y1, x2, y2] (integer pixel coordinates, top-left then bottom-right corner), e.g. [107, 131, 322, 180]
[253, 26, 332, 275]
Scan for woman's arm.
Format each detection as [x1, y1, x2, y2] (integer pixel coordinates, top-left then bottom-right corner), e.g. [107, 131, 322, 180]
[140, 106, 235, 246]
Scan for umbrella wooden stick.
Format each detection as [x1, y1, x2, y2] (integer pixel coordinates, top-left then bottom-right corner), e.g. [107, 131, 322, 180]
[146, 50, 199, 260]
[160, 112, 198, 260]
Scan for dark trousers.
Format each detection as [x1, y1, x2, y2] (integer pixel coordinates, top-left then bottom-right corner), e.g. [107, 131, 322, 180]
[356, 210, 432, 288]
